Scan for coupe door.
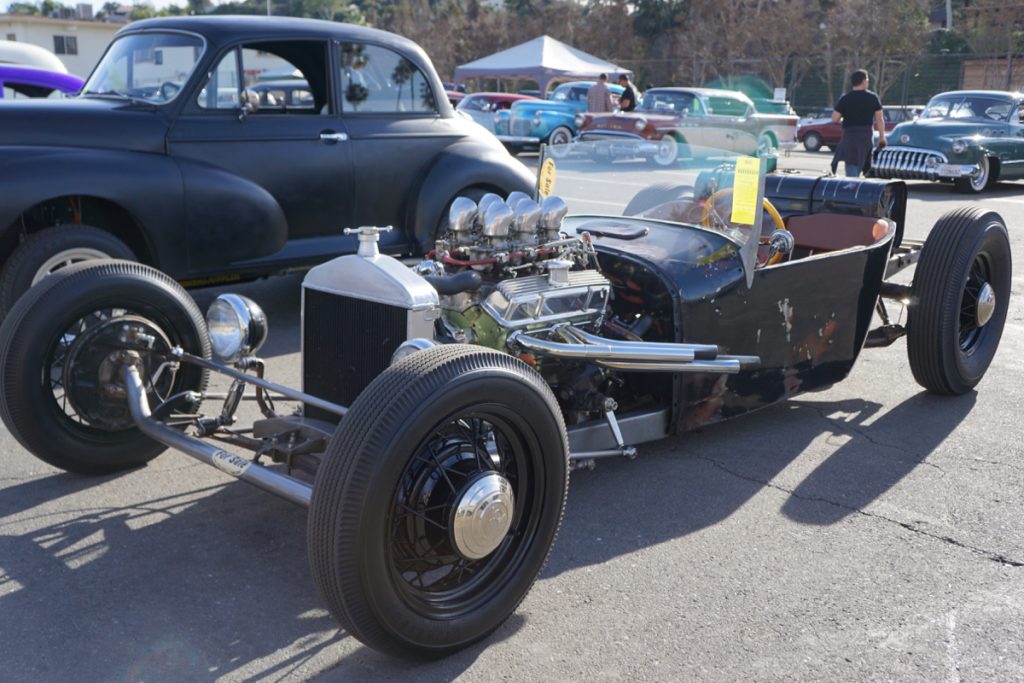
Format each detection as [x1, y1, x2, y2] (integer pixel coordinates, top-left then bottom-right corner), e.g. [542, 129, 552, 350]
[338, 40, 462, 252]
[167, 40, 355, 269]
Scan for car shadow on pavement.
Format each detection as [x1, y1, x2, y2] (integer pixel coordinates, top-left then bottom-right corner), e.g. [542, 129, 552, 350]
[0, 390, 976, 680]
[782, 390, 976, 525]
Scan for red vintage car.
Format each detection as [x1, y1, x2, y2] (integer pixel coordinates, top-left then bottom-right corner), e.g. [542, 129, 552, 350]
[578, 87, 797, 166]
[797, 105, 922, 152]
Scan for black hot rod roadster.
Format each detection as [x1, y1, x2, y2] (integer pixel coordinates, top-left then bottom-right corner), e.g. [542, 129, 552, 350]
[0, 141, 1011, 657]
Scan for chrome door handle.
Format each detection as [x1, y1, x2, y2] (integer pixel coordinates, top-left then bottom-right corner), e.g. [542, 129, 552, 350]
[319, 131, 348, 143]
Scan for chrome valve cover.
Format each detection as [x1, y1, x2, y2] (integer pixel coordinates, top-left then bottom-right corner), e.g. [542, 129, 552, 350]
[481, 269, 610, 329]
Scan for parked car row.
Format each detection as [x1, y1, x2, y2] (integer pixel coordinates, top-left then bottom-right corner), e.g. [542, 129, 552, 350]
[797, 105, 922, 153]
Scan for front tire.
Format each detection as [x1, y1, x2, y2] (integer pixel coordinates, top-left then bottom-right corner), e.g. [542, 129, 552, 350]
[0, 260, 211, 474]
[308, 345, 569, 657]
[545, 126, 574, 159]
[0, 225, 135, 317]
[907, 208, 1011, 394]
[954, 156, 995, 193]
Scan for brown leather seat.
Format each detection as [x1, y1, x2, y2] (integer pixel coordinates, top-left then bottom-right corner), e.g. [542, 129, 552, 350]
[785, 213, 887, 252]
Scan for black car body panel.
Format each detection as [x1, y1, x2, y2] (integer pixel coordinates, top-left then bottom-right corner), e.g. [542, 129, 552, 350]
[575, 216, 892, 433]
[0, 16, 534, 286]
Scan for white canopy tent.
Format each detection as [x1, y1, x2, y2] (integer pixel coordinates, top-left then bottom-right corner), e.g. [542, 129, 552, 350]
[452, 35, 631, 95]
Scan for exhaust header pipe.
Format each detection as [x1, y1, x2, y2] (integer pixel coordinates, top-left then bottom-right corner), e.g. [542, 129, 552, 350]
[509, 325, 759, 374]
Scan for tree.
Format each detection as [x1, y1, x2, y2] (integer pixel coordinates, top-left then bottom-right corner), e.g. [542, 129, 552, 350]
[6, 1, 40, 13]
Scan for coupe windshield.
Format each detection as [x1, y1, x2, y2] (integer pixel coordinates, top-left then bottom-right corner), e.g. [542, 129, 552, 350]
[82, 32, 204, 104]
[921, 95, 1012, 122]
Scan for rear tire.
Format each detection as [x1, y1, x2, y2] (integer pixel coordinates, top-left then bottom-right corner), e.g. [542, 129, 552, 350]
[802, 132, 823, 152]
[0, 225, 135, 317]
[646, 135, 681, 167]
[308, 345, 569, 657]
[907, 208, 1011, 394]
[0, 260, 210, 474]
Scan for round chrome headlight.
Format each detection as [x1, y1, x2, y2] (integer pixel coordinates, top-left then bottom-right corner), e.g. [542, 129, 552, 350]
[206, 294, 268, 363]
[574, 113, 585, 127]
[900, 133, 910, 144]
[532, 114, 542, 126]
[951, 139, 967, 154]
[634, 118, 647, 131]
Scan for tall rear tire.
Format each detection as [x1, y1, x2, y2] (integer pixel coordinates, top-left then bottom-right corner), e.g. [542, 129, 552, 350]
[0, 260, 211, 474]
[307, 345, 569, 657]
[907, 208, 1011, 394]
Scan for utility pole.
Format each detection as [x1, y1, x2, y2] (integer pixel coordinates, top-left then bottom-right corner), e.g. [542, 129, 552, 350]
[267, 0, 271, 16]
[946, 0, 952, 29]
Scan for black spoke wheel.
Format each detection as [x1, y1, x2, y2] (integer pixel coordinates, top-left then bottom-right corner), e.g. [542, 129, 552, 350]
[0, 260, 210, 474]
[308, 345, 569, 658]
[907, 208, 1011, 395]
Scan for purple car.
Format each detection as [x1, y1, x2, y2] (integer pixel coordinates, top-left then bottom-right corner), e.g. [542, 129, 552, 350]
[0, 65, 83, 98]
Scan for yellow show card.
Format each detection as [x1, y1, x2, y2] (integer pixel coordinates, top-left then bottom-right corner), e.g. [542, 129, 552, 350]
[730, 157, 760, 226]
[538, 158, 557, 197]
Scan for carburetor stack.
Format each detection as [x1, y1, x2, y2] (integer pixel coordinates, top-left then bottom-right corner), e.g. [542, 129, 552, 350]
[424, 191, 612, 349]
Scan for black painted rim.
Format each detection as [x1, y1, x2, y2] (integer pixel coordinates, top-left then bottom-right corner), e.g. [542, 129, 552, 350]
[958, 252, 993, 354]
[386, 404, 542, 620]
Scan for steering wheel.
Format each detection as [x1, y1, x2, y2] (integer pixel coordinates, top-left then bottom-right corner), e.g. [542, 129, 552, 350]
[700, 188, 788, 265]
[158, 81, 181, 101]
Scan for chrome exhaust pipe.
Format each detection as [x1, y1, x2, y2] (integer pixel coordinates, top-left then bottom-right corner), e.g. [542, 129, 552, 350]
[595, 359, 743, 373]
[510, 327, 759, 373]
[510, 330, 698, 363]
[558, 325, 720, 358]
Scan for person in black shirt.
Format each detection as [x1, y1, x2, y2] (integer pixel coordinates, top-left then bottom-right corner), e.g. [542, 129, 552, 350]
[617, 74, 638, 112]
[831, 69, 886, 177]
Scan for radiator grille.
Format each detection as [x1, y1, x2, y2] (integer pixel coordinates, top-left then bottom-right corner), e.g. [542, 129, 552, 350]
[302, 289, 408, 422]
[511, 118, 534, 137]
[872, 146, 946, 180]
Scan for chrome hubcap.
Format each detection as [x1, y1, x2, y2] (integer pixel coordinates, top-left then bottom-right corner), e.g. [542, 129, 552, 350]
[976, 282, 996, 327]
[450, 471, 514, 560]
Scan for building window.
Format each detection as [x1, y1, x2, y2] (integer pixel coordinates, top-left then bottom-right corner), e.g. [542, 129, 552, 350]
[5, 34, 15, 42]
[53, 35, 78, 56]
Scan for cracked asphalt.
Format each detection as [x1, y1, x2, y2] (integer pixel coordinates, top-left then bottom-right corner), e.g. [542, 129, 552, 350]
[1, 150, 1022, 682]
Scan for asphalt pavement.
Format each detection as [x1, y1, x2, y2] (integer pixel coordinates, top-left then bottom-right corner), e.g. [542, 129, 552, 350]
[0, 149, 1022, 682]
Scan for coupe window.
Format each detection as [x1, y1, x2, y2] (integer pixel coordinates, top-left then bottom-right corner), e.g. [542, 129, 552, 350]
[197, 41, 329, 114]
[458, 95, 492, 112]
[641, 91, 701, 115]
[551, 84, 588, 102]
[339, 42, 437, 114]
[81, 32, 203, 104]
[922, 95, 1012, 122]
[706, 96, 750, 117]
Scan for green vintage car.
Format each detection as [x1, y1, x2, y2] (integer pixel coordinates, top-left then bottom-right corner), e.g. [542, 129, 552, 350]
[871, 90, 1024, 193]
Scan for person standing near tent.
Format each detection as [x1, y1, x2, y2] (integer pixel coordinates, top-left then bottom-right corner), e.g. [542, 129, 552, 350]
[587, 73, 613, 112]
[617, 74, 638, 112]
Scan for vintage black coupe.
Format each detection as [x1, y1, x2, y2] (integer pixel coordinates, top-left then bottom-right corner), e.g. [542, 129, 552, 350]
[0, 140, 1011, 658]
[0, 16, 534, 314]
